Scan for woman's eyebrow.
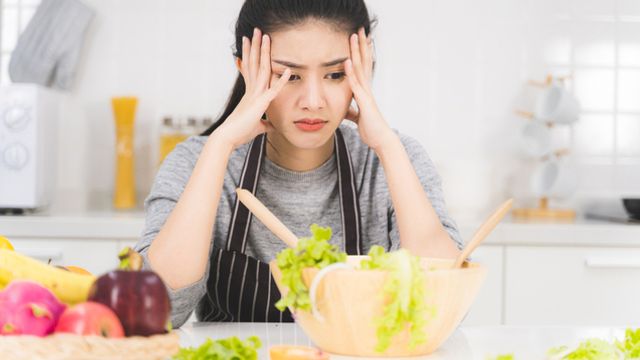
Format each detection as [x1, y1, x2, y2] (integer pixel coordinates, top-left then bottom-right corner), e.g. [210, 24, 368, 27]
[272, 57, 348, 69]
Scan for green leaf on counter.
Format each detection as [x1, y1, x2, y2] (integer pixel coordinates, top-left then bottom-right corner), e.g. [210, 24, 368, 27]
[173, 336, 261, 360]
[487, 354, 515, 360]
[275, 224, 347, 312]
[616, 328, 640, 358]
[360, 245, 434, 353]
[547, 338, 621, 359]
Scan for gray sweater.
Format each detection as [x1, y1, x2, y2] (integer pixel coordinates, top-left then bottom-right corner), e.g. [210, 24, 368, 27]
[135, 124, 463, 327]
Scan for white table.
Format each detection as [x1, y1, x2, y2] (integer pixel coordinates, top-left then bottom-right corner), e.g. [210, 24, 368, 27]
[175, 322, 629, 359]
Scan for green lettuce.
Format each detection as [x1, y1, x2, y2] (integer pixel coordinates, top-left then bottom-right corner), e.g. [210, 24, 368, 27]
[173, 336, 261, 360]
[360, 245, 434, 353]
[616, 328, 640, 358]
[547, 339, 620, 359]
[487, 355, 515, 360]
[275, 224, 347, 311]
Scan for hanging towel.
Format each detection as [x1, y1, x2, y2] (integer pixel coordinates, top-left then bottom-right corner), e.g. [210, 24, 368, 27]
[8, 0, 95, 90]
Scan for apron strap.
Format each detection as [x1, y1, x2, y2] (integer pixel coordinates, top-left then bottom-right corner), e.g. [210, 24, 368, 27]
[334, 129, 363, 255]
[226, 134, 267, 252]
[227, 128, 362, 254]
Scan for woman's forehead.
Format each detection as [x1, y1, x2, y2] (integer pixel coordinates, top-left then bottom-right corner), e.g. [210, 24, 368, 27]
[269, 21, 350, 67]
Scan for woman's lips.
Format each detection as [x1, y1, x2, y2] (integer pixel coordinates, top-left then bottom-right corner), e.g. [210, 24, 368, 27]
[294, 119, 327, 132]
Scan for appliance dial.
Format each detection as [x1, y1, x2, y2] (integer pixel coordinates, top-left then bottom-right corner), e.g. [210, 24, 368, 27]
[2, 106, 31, 132]
[3, 143, 29, 170]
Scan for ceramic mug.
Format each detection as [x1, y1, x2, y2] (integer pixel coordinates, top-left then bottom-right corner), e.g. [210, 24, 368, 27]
[530, 158, 578, 199]
[520, 121, 553, 158]
[534, 83, 580, 124]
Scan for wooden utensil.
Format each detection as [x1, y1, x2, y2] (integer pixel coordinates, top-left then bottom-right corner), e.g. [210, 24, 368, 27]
[452, 198, 513, 269]
[235, 188, 299, 248]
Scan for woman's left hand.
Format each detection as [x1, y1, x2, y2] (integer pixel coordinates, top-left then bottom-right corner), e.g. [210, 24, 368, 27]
[344, 27, 396, 151]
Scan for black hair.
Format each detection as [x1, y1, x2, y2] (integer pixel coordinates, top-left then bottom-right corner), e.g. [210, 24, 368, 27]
[201, 0, 376, 136]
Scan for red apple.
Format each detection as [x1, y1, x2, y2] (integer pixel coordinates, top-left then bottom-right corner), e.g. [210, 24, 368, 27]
[88, 248, 171, 336]
[54, 301, 125, 338]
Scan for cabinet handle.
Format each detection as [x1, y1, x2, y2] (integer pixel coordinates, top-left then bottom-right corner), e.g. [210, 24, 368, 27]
[15, 248, 63, 262]
[584, 257, 640, 269]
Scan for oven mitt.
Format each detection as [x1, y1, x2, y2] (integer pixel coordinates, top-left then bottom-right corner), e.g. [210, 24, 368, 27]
[8, 0, 94, 90]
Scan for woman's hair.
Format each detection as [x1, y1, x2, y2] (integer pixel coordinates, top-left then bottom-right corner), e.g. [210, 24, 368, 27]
[201, 0, 376, 136]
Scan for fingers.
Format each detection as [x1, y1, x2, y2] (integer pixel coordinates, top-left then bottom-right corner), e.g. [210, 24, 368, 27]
[241, 36, 250, 80]
[359, 27, 373, 80]
[249, 28, 262, 84]
[266, 67, 291, 100]
[349, 33, 366, 85]
[344, 59, 363, 98]
[256, 34, 271, 91]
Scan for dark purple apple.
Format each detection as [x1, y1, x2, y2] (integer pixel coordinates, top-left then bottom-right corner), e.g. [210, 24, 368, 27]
[88, 248, 171, 336]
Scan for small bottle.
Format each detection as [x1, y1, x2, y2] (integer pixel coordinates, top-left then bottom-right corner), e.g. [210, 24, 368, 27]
[158, 116, 189, 165]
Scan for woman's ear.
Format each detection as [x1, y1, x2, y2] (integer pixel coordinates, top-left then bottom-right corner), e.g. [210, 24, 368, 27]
[235, 57, 242, 72]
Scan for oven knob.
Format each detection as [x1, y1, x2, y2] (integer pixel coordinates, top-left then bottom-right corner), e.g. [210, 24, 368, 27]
[2, 106, 30, 132]
[3, 143, 29, 170]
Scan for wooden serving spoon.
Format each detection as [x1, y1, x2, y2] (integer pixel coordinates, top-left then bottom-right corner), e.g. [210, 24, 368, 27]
[452, 198, 514, 269]
[236, 188, 299, 248]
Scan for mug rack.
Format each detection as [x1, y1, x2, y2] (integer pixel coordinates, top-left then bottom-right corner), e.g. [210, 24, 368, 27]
[511, 74, 579, 221]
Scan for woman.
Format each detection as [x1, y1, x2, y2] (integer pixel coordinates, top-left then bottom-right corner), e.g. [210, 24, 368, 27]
[135, 0, 463, 328]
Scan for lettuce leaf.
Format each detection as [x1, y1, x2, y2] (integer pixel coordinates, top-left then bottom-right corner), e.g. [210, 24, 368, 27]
[360, 245, 434, 353]
[616, 328, 640, 358]
[275, 224, 347, 311]
[547, 339, 622, 359]
[487, 355, 515, 360]
[173, 336, 261, 360]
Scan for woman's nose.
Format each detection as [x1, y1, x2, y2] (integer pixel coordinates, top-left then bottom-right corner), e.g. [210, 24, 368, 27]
[299, 78, 326, 110]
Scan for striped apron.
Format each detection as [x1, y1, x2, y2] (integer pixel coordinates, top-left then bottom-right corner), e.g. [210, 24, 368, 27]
[196, 128, 363, 322]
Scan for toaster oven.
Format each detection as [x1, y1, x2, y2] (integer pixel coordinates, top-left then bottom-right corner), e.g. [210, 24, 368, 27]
[0, 84, 59, 211]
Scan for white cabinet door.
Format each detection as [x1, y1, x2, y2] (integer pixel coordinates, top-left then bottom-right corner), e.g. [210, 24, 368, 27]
[11, 238, 121, 276]
[461, 245, 504, 325]
[505, 246, 640, 326]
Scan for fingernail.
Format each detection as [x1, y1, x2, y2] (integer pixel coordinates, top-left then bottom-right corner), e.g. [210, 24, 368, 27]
[263, 34, 268, 42]
[254, 28, 259, 36]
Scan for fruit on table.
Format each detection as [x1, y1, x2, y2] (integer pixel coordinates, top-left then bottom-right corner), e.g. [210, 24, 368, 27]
[88, 247, 171, 337]
[56, 265, 93, 276]
[54, 301, 124, 338]
[269, 345, 330, 360]
[0, 280, 66, 336]
[0, 236, 14, 251]
[0, 249, 96, 304]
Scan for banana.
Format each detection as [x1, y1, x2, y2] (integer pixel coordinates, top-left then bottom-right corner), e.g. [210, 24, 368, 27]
[0, 249, 96, 304]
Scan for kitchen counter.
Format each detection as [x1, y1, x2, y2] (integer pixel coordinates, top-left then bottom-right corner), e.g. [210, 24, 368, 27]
[2, 207, 640, 247]
[176, 322, 630, 359]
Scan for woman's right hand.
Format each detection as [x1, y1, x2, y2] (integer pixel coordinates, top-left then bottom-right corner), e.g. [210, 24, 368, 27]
[215, 28, 291, 149]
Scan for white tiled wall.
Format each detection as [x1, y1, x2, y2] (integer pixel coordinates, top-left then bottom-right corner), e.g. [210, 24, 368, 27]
[3, 0, 640, 217]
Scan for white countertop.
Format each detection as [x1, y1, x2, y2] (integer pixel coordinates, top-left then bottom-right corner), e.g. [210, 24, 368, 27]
[2, 206, 640, 246]
[176, 322, 630, 359]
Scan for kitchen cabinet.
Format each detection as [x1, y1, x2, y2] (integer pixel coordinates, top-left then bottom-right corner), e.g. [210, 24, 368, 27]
[504, 246, 640, 325]
[461, 244, 504, 326]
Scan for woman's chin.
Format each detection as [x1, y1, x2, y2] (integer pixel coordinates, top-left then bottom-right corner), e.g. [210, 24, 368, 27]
[289, 131, 334, 149]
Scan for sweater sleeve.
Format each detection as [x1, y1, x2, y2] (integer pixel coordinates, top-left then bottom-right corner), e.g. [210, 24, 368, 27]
[133, 137, 210, 328]
[387, 133, 464, 252]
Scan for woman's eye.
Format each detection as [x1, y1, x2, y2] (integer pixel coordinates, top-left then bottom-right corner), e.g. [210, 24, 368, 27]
[276, 73, 300, 81]
[326, 72, 345, 80]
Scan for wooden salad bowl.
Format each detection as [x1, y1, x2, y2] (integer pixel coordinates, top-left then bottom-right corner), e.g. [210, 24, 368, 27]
[270, 255, 486, 357]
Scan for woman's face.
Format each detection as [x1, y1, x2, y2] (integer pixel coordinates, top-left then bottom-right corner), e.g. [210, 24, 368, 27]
[265, 20, 353, 150]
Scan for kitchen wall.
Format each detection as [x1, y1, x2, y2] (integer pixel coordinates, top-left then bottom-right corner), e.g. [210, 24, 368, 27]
[8, 0, 640, 218]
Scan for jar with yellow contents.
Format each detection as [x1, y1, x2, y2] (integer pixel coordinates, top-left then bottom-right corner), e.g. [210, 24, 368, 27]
[158, 116, 189, 165]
